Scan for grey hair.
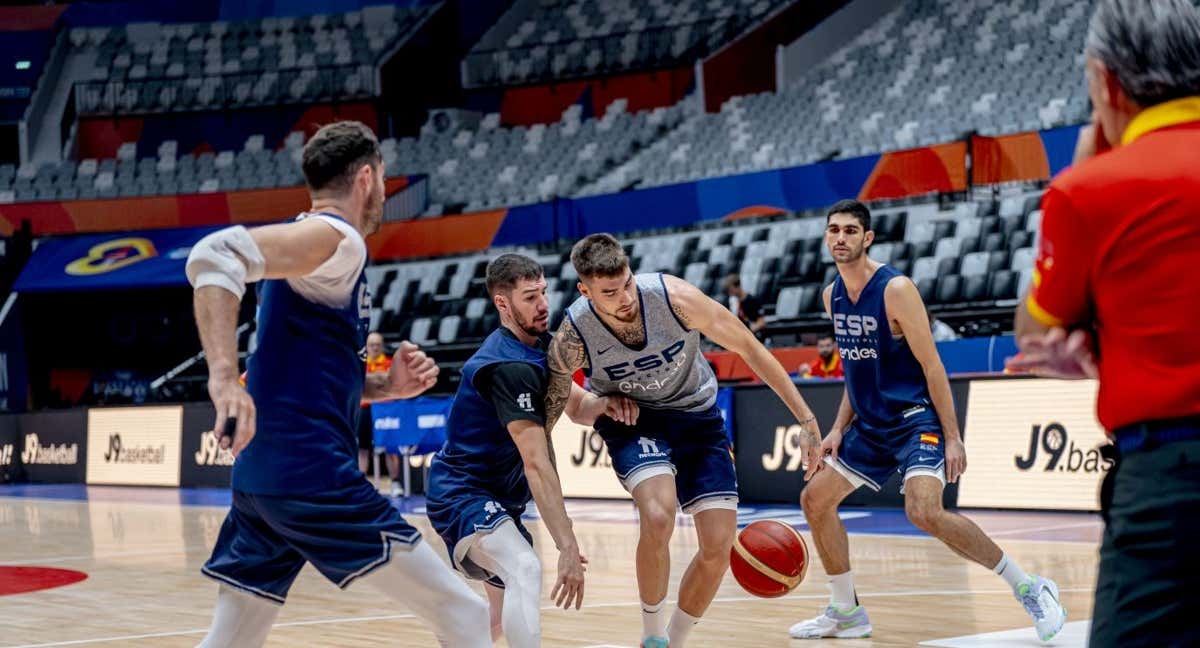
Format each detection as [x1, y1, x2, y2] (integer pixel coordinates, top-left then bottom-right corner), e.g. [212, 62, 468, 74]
[1085, 0, 1200, 106]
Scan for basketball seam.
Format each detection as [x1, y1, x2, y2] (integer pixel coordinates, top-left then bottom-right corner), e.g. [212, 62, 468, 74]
[732, 535, 801, 590]
[773, 520, 810, 586]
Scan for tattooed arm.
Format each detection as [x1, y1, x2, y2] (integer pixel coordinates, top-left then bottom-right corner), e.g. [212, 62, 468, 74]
[544, 320, 589, 469]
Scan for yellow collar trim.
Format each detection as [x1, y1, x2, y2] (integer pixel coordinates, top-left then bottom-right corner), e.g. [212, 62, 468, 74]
[1122, 96, 1200, 146]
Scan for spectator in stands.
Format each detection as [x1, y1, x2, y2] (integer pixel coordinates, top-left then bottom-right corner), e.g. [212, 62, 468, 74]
[357, 332, 402, 496]
[723, 274, 766, 339]
[1010, 2, 1200, 646]
[798, 333, 844, 379]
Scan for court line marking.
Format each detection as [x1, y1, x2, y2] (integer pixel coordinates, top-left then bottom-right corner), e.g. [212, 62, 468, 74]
[2, 586, 1094, 648]
[4, 546, 208, 565]
[987, 521, 1102, 537]
[3, 520, 1102, 566]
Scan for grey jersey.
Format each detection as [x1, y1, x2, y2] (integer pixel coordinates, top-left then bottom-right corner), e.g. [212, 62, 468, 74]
[564, 273, 717, 412]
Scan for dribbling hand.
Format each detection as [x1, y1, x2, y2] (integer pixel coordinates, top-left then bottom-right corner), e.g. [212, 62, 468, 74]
[209, 377, 256, 458]
[389, 341, 440, 398]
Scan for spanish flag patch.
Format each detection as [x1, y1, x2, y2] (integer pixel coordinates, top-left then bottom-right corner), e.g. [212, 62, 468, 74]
[919, 433, 940, 445]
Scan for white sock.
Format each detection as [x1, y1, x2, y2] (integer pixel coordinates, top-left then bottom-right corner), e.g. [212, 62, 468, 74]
[829, 571, 857, 609]
[993, 553, 1031, 591]
[666, 607, 700, 647]
[196, 585, 280, 648]
[642, 598, 668, 639]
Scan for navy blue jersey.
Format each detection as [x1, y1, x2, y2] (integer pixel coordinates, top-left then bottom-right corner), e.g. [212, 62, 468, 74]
[429, 328, 548, 509]
[831, 265, 937, 433]
[237, 213, 370, 495]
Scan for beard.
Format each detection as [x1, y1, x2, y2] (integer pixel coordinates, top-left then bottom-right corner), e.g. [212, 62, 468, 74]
[513, 309, 548, 337]
[833, 244, 865, 264]
[599, 302, 638, 323]
[818, 350, 834, 361]
[363, 187, 384, 235]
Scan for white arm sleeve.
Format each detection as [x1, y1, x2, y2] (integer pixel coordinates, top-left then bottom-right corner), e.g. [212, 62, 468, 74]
[286, 214, 367, 308]
[185, 226, 266, 300]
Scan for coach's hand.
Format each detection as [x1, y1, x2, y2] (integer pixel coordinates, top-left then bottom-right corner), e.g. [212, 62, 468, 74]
[209, 377, 256, 458]
[552, 548, 587, 610]
[603, 395, 639, 425]
[945, 436, 967, 483]
[1007, 327, 1098, 380]
[389, 341, 440, 398]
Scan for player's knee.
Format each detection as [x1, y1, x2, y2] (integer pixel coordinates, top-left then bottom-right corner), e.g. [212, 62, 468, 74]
[638, 500, 676, 542]
[510, 549, 542, 596]
[697, 536, 732, 568]
[905, 500, 942, 533]
[800, 481, 833, 515]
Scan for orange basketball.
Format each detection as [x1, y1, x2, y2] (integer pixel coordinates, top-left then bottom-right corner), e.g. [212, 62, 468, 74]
[730, 520, 810, 598]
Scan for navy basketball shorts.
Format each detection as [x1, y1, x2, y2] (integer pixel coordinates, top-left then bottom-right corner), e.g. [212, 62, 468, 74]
[595, 404, 738, 514]
[202, 477, 421, 604]
[425, 487, 531, 589]
[824, 421, 946, 492]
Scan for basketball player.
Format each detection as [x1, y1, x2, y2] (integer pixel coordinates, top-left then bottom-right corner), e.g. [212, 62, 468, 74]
[185, 121, 490, 647]
[788, 199, 1066, 641]
[544, 234, 823, 648]
[426, 253, 640, 647]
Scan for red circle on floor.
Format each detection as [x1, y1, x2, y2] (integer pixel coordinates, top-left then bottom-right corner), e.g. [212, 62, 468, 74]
[0, 566, 88, 596]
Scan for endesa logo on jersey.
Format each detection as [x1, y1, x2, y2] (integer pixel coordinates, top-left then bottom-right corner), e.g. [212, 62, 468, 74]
[833, 314, 880, 361]
[958, 379, 1109, 511]
[600, 340, 689, 393]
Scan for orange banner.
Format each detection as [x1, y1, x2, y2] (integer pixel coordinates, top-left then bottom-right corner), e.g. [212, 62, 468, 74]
[971, 133, 1051, 185]
[0, 178, 410, 236]
[859, 142, 968, 201]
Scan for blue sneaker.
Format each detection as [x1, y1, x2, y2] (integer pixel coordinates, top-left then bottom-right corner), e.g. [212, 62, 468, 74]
[789, 604, 872, 639]
[641, 636, 669, 648]
[1016, 575, 1067, 642]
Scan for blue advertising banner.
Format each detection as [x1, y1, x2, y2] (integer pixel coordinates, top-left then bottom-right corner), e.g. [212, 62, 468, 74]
[370, 396, 452, 455]
[14, 226, 221, 292]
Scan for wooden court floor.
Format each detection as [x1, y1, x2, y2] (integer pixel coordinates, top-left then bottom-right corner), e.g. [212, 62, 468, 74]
[0, 485, 1101, 647]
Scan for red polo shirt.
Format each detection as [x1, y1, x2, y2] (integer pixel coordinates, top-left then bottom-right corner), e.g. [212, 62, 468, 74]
[805, 355, 844, 379]
[1027, 97, 1200, 431]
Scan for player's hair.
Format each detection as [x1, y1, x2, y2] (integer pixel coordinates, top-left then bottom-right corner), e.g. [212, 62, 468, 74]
[817, 331, 835, 342]
[570, 233, 629, 280]
[301, 121, 382, 194]
[825, 199, 872, 230]
[486, 254, 544, 298]
[723, 274, 742, 292]
[1086, 0, 1200, 107]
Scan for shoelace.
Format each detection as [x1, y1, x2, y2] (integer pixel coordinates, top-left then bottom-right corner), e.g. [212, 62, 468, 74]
[1018, 584, 1045, 619]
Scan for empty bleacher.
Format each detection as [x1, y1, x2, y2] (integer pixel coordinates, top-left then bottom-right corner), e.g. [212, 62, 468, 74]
[464, 0, 787, 86]
[364, 187, 1046, 357]
[69, 5, 431, 116]
[582, 0, 1093, 195]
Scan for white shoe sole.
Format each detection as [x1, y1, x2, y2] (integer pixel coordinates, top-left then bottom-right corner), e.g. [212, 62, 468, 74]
[790, 624, 873, 639]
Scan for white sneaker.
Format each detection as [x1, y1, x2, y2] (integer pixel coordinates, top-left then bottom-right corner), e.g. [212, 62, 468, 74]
[789, 604, 872, 639]
[389, 481, 404, 498]
[1016, 576, 1067, 642]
